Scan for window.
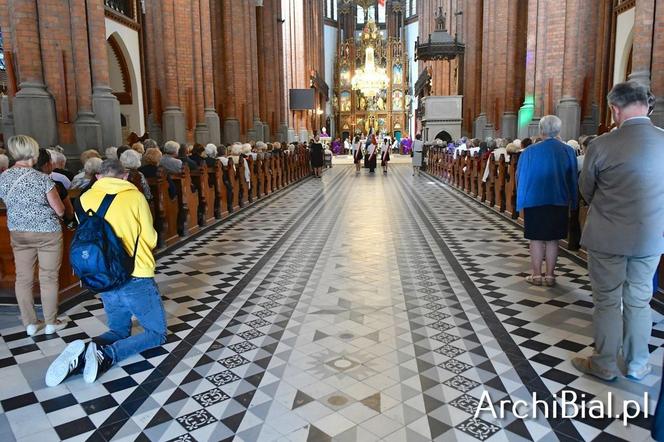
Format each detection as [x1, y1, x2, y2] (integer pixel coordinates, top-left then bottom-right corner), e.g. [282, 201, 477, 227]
[357, 5, 364, 23]
[325, 0, 337, 20]
[406, 0, 417, 18]
[377, 3, 386, 23]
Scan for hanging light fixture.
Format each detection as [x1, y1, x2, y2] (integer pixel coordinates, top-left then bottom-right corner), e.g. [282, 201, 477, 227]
[351, 19, 388, 98]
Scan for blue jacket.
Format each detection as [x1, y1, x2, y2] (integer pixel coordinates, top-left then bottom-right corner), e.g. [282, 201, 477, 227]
[516, 138, 578, 211]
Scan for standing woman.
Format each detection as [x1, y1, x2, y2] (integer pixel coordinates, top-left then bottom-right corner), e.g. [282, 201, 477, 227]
[353, 135, 363, 173]
[367, 135, 378, 173]
[381, 138, 391, 174]
[309, 134, 324, 178]
[412, 134, 424, 176]
[516, 115, 578, 286]
[0, 135, 67, 335]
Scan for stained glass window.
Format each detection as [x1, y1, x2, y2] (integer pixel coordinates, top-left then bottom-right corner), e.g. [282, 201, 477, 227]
[0, 28, 5, 71]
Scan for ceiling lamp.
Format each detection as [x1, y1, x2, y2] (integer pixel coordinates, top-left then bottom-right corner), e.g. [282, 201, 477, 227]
[351, 20, 389, 97]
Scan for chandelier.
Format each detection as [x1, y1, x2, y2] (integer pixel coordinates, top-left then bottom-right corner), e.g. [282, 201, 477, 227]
[351, 20, 388, 97]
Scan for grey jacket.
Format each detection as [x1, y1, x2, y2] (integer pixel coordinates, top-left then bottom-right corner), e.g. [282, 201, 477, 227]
[580, 117, 664, 256]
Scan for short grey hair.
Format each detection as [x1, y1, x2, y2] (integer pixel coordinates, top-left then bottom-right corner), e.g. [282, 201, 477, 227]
[120, 149, 142, 170]
[539, 115, 562, 138]
[7, 135, 39, 161]
[204, 143, 217, 158]
[98, 159, 126, 178]
[0, 154, 9, 171]
[105, 146, 118, 160]
[607, 80, 650, 109]
[164, 140, 179, 155]
[143, 139, 159, 150]
[84, 157, 103, 176]
[48, 149, 66, 166]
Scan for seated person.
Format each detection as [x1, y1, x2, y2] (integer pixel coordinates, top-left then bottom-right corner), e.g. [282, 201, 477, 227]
[48, 150, 72, 189]
[105, 147, 118, 160]
[159, 140, 183, 174]
[71, 156, 103, 191]
[190, 144, 207, 167]
[204, 144, 219, 168]
[120, 149, 152, 201]
[71, 149, 102, 187]
[179, 144, 199, 171]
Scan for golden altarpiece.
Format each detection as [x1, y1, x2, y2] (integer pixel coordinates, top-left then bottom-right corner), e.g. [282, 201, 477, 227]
[332, 1, 410, 140]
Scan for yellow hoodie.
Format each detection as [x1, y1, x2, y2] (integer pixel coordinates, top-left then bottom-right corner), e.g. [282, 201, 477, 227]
[79, 177, 158, 278]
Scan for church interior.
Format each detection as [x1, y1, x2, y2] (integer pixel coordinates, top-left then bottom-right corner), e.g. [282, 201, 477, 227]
[0, 0, 663, 441]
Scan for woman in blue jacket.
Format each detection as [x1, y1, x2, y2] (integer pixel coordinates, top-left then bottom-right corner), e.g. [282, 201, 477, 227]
[516, 115, 578, 287]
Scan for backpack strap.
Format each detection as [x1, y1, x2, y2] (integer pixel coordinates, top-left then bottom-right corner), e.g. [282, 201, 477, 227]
[95, 194, 117, 218]
[74, 198, 86, 222]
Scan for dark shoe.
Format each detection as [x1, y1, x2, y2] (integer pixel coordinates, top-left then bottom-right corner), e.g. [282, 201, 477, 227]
[84, 342, 114, 383]
[45, 340, 86, 387]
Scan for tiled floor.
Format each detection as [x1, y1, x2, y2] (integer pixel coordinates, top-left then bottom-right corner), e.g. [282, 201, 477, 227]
[0, 165, 661, 441]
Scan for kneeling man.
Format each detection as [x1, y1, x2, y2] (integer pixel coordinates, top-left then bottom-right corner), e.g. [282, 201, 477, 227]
[46, 159, 167, 386]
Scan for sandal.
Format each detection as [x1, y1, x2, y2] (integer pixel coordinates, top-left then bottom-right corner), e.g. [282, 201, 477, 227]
[525, 275, 542, 286]
[544, 276, 556, 287]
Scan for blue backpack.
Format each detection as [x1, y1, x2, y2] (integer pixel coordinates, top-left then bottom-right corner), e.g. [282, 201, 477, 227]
[70, 194, 139, 293]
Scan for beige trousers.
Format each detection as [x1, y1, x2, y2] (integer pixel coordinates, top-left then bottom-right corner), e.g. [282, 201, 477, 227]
[587, 250, 660, 373]
[10, 231, 63, 326]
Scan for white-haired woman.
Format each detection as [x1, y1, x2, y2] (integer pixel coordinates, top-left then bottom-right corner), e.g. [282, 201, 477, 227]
[71, 156, 103, 190]
[516, 115, 578, 286]
[120, 149, 152, 201]
[0, 135, 67, 335]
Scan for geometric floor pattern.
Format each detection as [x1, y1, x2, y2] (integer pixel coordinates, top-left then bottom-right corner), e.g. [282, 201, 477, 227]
[0, 165, 661, 441]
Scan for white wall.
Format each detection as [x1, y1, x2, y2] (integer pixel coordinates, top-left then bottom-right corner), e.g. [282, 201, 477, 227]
[324, 24, 338, 136]
[105, 18, 145, 136]
[405, 21, 419, 138]
[614, 8, 635, 85]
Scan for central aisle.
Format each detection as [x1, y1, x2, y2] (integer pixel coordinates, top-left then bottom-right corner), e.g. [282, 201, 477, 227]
[0, 165, 660, 442]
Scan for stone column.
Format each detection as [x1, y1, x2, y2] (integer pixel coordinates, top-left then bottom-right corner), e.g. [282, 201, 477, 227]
[144, 0, 163, 144]
[556, 0, 582, 140]
[9, 0, 58, 147]
[501, 0, 520, 139]
[86, 0, 121, 148]
[160, 0, 186, 143]
[70, 0, 102, 151]
[200, 0, 220, 144]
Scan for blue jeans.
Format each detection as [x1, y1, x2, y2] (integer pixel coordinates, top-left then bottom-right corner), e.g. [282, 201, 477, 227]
[97, 278, 167, 363]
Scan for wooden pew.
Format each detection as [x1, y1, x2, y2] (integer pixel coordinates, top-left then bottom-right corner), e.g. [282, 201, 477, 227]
[486, 155, 496, 207]
[478, 155, 487, 202]
[236, 157, 249, 207]
[264, 155, 273, 195]
[206, 159, 228, 220]
[171, 166, 197, 236]
[505, 153, 519, 219]
[248, 156, 258, 200]
[223, 160, 239, 212]
[470, 155, 478, 197]
[189, 165, 209, 227]
[463, 155, 472, 192]
[494, 154, 507, 212]
[146, 169, 168, 247]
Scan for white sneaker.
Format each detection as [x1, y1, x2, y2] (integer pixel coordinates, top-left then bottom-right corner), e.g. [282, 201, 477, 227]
[45, 320, 67, 335]
[26, 323, 41, 336]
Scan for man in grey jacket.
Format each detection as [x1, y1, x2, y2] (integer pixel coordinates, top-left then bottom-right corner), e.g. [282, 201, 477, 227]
[573, 81, 664, 382]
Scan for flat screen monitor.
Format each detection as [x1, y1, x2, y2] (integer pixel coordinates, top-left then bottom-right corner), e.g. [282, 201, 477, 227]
[289, 89, 315, 110]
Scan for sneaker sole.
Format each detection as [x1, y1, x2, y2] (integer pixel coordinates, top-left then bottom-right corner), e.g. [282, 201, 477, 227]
[83, 342, 99, 383]
[571, 359, 617, 382]
[45, 340, 85, 387]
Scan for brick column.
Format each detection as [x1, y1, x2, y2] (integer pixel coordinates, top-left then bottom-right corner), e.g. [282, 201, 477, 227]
[191, 0, 209, 144]
[70, 0, 102, 151]
[556, 0, 582, 140]
[221, 0, 241, 143]
[86, 0, 121, 148]
[517, 0, 539, 138]
[9, 0, 58, 147]
[646, 0, 664, 128]
[159, 0, 186, 143]
[628, 0, 655, 87]
[474, 0, 490, 137]
[144, 0, 163, 143]
[200, 0, 220, 144]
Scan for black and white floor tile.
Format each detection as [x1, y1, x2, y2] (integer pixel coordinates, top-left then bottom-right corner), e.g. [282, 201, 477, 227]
[0, 165, 660, 441]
